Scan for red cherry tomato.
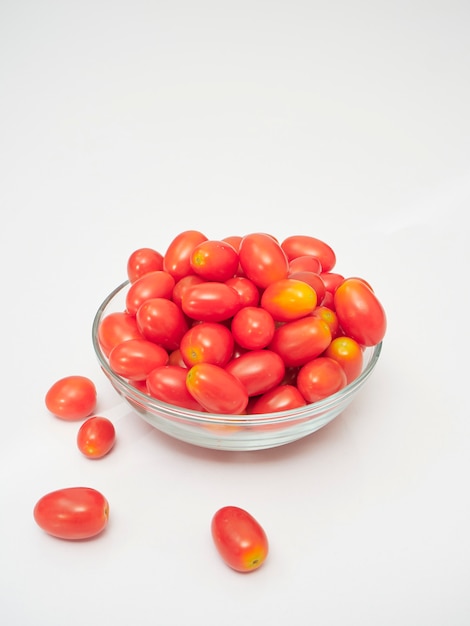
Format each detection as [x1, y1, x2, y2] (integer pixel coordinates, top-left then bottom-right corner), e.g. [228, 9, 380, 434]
[311, 305, 340, 338]
[127, 247, 164, 283]
[260, 278, 317, 322]
[238, 233, 289, 288]
[288, 255, 322, 274]
[225, 276, 260, 307]
[77, 416, 116, 459]
[230, 306, 275, 350]
[125, 270, 175, 315]
[269, 316, 332, 367]
[146, 365, 205, 411]
[320, 271, 345, 294]
[168, 348, 186, 367]
[45, 376, 97, 421]
[297, 356, 347, 403]
[180, 322, 234, 367]
[322, 290, 335, 309]
[33, 487, 109, 540]
[222, 235, 242, 251]
[181, 282, 241, 322]
[163, 230, 208, 281]
[324, 335, 364, 383]
[108, 338, 169, 381]
[172, 274, 206, 308]
[190, 240, 239, 281]
[136, 297, 189, 350]
[334, 278, 387, 346]
[186, 363, 249, 414]
[211, 506, 269, 572]
[98, 311, 143, 357]
[249, 384, 306, 414]
[281, 235, 336, 272]
[225, 350, 285, 396]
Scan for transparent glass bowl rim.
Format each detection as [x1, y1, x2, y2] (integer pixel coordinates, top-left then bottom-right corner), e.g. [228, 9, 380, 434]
[92, 280, 383, 428]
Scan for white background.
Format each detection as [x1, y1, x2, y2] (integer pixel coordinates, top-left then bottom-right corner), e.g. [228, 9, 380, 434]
[1, 1, 469, 624]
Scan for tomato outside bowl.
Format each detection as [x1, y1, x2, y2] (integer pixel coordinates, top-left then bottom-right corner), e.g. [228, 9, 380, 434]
[92, 281, 382, 452]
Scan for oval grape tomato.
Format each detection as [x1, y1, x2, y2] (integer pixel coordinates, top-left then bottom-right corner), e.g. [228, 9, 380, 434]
[33, 487, 109, 540]
[45, 376, 97, 421]
[77, 417, 116, 459]
[211, 506, 269, 572]
[186, 363, 249, 414]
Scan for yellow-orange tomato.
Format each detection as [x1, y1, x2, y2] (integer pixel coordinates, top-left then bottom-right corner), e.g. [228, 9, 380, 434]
[311, 305, 340, 338]
[186, 363, 249, 414]
[260, 278, 317, 322]
[211, 506, 269, 572]
[324, 336, 364, 383]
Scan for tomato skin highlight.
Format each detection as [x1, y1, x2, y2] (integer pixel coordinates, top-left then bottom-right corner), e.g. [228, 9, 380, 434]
[33, 487, 109, 540]
[211, 506, 269, 572]
[281, 235, 336, 272]
[45, 376, 97, 421]
[186, 363, 249, 414]
[334, 278, 387, 346]
[238, 233, 289, 288]
[77, 417, 116, 459]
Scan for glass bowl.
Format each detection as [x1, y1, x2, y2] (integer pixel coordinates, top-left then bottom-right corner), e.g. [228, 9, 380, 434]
[92, 280, 383, 451]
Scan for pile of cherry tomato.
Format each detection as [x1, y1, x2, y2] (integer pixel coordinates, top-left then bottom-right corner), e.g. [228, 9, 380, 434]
[98, 231, 387, 415]
[34, 229, 386, 572]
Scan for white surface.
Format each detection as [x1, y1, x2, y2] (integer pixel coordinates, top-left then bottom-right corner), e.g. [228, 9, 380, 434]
[1, 1, 469, 624]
